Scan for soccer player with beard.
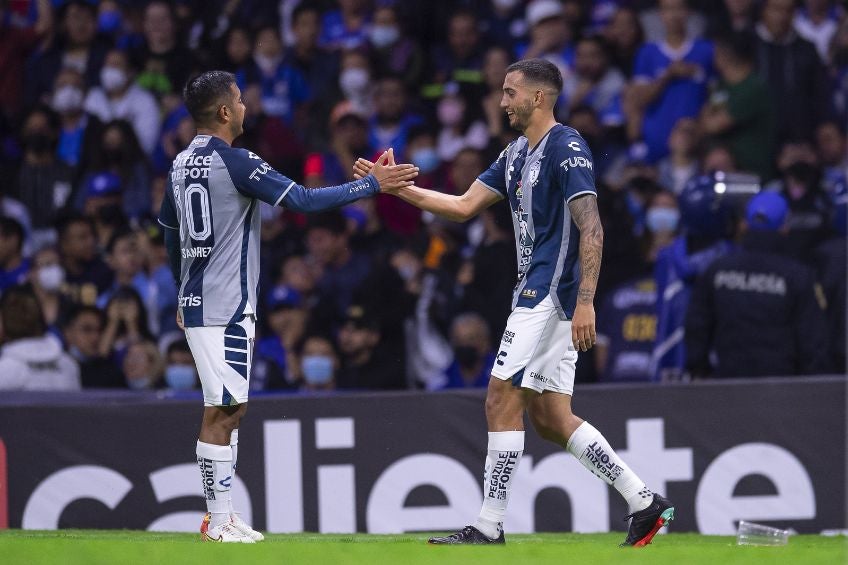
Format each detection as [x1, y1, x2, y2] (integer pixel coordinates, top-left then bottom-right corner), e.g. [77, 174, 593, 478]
[355, 58, 674, 547]
[159, 71, 417, 543]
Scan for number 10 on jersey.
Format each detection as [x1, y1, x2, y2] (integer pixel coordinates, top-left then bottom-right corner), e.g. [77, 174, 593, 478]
[174, 183, 212, 241]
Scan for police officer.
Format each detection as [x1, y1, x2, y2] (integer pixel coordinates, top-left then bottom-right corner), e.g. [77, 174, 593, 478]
[685, 191, 831, 378]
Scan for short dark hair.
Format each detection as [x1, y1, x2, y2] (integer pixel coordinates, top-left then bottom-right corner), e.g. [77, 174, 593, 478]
[715, 32, 756, 65]
[56, 213, 95, 239]
[506, 58, 563, 94]
[62, 305, 104, 331]
[307, 210, 347, 235]
[166, 338, 191, 357]
[183, 70, 237, 127]
[106, 228, 136, 255]
[1, 285, 45, 341]
[0, 217, 24, 253]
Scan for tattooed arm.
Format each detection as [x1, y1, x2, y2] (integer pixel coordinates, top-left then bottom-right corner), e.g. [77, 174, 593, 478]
[568, 194, 604, 351]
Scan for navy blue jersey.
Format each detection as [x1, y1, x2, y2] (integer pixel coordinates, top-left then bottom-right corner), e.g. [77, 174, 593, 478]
[477, 124, 596, 319]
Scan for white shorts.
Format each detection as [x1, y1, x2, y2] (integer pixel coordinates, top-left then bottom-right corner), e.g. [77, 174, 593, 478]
[185, 315, 255, 406]
[491, 296, 578, 395]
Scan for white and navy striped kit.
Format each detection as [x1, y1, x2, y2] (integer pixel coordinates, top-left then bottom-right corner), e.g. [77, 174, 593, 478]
[158, 134, 379, 405]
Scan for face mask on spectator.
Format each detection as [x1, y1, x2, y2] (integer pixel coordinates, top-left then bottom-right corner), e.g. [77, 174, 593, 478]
[37, 264, 65, 292]
[165, 364, 196, 390]
[52, 86, 84, 114]
[254, 53, 282, 75]
[646, 207, 680, 233]
[369, 25, 400, 48]
[454, 345, 481, 369]
[493, 0, 520, 10]
[437, 98, 464, 127]
[340, 68, 369, 98]
[98, 10, 122, 34]
[302, 355, 334, 385]
[100, 67, 128, 93]
[127, 376, 153, 390]
[411, 147, 440, 174]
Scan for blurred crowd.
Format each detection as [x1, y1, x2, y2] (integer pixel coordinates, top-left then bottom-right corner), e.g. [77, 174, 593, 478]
[0, 0, 844, 393]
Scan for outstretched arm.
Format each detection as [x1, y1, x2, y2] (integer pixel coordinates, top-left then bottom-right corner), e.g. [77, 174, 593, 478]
[353, 156, 501, 222]
[568, 194, 604, 352]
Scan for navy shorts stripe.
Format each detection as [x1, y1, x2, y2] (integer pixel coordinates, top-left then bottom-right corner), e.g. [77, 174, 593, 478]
[224, 336, 246, 349]
[227, 362, 248, 379]
[224, 324, 248, 339]
[225, 350, 248, 363]
[222, 385, 233, 405]
[511, 368, 525, 388]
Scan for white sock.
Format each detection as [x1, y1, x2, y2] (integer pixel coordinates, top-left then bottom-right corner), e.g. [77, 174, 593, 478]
[473, 431, 524, 539]
[228, 429, 238, 515]
[196, 440, 232, 528]
[566, 422, 652, 513]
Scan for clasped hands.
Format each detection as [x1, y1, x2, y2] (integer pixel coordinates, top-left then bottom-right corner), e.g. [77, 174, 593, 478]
[353, 148, 416, 193]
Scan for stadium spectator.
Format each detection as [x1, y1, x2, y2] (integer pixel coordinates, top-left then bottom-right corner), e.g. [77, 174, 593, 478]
[483, 0, 529, 52]
[99, 230, 154, 328]
[336, 303, 404, 390]
[778, 162, 833, 261]
[297, 334, 339, 392]
[237, 25, 310, 126]
[51, 67, 102, 169]
[435, 85, 489, 162]
[15, 107, 75, 243]
[815, 121, 848, 190]
[57, 214, 112, 306]
[220, 25, 253, 73]
[0, 217, 30, 294]
[84, 49, 161, 156]
[440, 312, 495, 389]
[254, 285, 307, 390]
[319, 0, 371, 51]
[562, 35, 625, 127]
[62, 304, 123, 388]
[306, 210, 371, 326]
[368, 76, 422, 161]
[130, 1, 196, 102]
[657, 118, 700, 194]
[368, 4, 425, 89]
[139, 226, 179, 336]
[162, 339, 198, 391]
[78, 120, 152, 219]
[793, 0, 843, 61]
[753, 0, 829, 144]
[98, 285, 153, 361]
[706, 0, 757, 38]
[337, 49, 373, 114]
[685, 191, 831, 377]
[429, 8, 485, 87]
[457, 203, 515, 345]
[814, 217, 846, 372]
[0, 0, 51, 121]
[24, 0, 109, 105]
[519, 0, 574, 78]
[122, 339, 164, 390]
[603, 7, 645, 77]
[652, 176, 734, 380]
[480, 46, 515, 148]
[626, 0, 713, 163]
[405, 127, 444, 188]
[303, 102, 370, 187]
[28, 246, 69, 332]
[78, 171, 125, 251]
[700, 32, 774, 180]
[0, 284, 79, 391]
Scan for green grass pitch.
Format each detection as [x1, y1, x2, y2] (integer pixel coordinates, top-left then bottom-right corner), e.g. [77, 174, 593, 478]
[1, 530, 845, 565]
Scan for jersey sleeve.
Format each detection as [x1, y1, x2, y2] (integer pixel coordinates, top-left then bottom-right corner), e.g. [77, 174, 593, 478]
[555, 134, 597, 202]
[157, 177, 179, 230]
[218, 147, 380, 211]
[476, 144, 510, 198]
